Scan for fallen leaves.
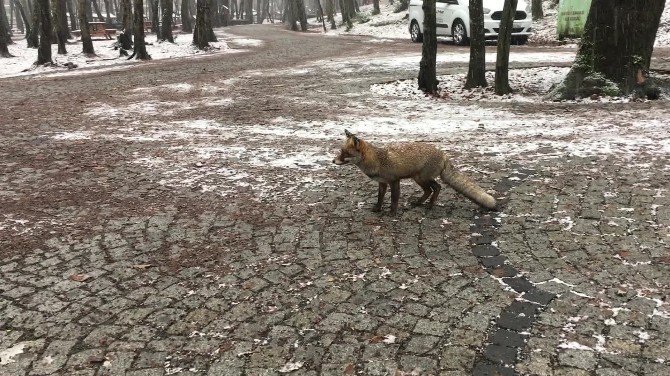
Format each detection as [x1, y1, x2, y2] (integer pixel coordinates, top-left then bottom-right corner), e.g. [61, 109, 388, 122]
[68, 274, 91, 282]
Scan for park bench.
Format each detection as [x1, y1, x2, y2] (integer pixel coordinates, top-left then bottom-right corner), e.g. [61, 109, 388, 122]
[72, 22, 117, 40]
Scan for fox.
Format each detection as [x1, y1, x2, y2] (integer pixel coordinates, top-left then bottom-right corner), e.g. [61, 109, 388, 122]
[332, 130, 497, 215]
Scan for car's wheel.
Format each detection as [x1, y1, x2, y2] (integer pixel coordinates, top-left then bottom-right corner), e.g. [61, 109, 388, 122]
[410, 21, 423, 43]
[512, 35, 529, 45]
[452, 19, 469, 46]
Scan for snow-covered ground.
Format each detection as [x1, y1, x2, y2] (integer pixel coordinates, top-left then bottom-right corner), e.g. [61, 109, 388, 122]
[372, 67, 670, 103]
[321, 2, 670, 47]
[0, 30, 261, 79]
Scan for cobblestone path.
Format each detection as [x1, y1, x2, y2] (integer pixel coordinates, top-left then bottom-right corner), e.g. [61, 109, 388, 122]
[1, 25, 669, 375]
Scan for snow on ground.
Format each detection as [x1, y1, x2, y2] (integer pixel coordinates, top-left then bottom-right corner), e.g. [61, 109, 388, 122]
[372, 66, 571, 102]
[0, 29, 260, 79]
[47, 79, 670, 200]
[313, 3, 409, 40]
[266, 50, 575, 77]
[371, 66, 670, 103]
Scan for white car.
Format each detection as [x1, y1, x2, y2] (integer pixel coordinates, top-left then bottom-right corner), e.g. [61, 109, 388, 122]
[408, 0, 533, 45]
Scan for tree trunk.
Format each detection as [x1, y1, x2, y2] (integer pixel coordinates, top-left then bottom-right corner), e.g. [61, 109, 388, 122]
[181, 0, 192, 31]
[150, 0, 158, 32]
[52, 0, 68, 54]
[245, 0, 251, 22]
[1, 0, 12, 39]
[28, 0, 39, 47]
[315, 0, 325, 31]
[372, 0, 379, 15]
[0, 0, 12, 56]
[326, 0, 334, 29]
[159, 0, 174, 41]
[465, 0, 486, 89]
[547, 0, 666, 100]
[131, 0, 151, 58]
[36, 0, 52, 64]
[58, 0, 71, 38]
[118, 0, 132, 49]
[264, 0, 270, 23]
[14, 0, 30, 37]
[193, 0, 208, 48]
[256, 0, 262, 22]
[531, 0, 542, 20]
[206, 0, 216, 40]
[339, 0, 351, 29]
[78, 0, 94, 53]
[91, 0, 104, 21]
[66, 0, 76, 30]
[417, 0, 437, 93]
[9, 0, 15, 32]
[494, 0, 516, 95]
[14, 0, 24, 34]
[211, 0, 220, 27]
[102, 0, 112, 24]
[296, 0, 306, 30]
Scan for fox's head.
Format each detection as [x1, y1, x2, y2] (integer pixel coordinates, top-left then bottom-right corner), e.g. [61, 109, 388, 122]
[333, 130, 364, 165]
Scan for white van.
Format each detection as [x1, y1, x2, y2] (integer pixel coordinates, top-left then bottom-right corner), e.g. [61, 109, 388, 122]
[408, 0, 533, 45]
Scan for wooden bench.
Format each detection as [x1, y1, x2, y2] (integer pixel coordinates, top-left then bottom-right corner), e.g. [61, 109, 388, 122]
[72, 22, 117, 40]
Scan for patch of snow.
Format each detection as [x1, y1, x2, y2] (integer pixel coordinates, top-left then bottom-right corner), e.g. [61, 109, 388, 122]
[1, 29, 234, 79]
[0, 343, 27, 365]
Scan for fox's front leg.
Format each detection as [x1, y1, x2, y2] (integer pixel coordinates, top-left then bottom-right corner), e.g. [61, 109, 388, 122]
[372, 182, 388, 212]
[390, 180, 400, 216]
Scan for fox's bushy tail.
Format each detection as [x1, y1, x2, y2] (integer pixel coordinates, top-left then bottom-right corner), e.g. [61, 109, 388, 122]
[440, 160, 497, 210]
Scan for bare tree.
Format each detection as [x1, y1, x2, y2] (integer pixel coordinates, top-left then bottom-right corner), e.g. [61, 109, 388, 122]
[91, 0, 104, 20]
[1, 0, 12, 40]
[28, 0, 39, 47]
[35, 0, 52, 64]
[465, 0, 486, 88]
[494, 0, 516, 95]
[0, 0, 13, 57]
[245, 0, 251, 21]
[78, 0, 94, 53]
[181, 0, 192, 31]
[547, 0, 666, 100]
[51, 0, 68, 54]
[193, 0, 215, 48]
[131, 0, 151, 59]
[372, 0, 379, 15]
[150, 0, 158, 32]
[13, 0, 30, 38]
[325, 0, 335, 29]
[66, 0, 76, 30]
[159, 0, 174, 42]
[13, 0, 25, 34]
[119, 0, 132, 49]
[531, 0, 542, 20]
[417, 0, 437, 93]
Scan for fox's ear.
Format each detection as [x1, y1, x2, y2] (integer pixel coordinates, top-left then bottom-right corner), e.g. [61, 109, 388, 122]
[344, 129, 353, 138]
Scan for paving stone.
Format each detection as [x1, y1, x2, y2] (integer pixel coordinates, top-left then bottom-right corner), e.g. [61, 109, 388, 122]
[491, 328, 526, 348]
[558, 349, 597, 371]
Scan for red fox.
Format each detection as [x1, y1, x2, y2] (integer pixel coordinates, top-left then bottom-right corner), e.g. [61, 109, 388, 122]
[333, 130, 497, 215]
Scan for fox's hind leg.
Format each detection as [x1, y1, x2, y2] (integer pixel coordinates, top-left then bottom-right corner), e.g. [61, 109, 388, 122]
[372, 183, 388, 212]
[412, 179, 433, 206]
[390, 180, 400, 216]
[427, 180, 442, 209]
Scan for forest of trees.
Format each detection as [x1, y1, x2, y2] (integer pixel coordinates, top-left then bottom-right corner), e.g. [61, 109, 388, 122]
[0, 0, 361, 60]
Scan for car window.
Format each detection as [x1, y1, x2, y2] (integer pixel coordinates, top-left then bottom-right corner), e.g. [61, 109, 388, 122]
[437, 0, 459, 4]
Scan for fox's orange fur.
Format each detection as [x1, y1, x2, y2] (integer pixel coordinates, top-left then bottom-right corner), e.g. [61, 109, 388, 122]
[333, 130, 497, 215]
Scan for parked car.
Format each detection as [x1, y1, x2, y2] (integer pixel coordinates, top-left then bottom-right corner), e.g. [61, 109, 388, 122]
[408, 0, 533, 45]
